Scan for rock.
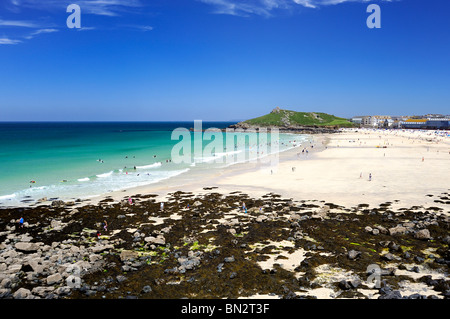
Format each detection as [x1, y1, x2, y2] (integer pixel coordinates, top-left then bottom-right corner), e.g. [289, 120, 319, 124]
[389, 225, 407, 236]
[15, 242, 40, 253]
[338, 280, 351, 290]
[347, 250, 361, 260]
[47, 273, 63, 285]
[50, 220, 63, 230]
[381, 253, 395, 261]
[349, 279, 361, 289]
[365, 226, 373, 233]
[1, 278, 12, 289]
[224, 256, 235, 263]
[443, 236, 450, 245]
[120, 250, 139, 261]
[27, 258, 46, 275]
[388, 242, 401, 252]
[55, 286, 72, 296]
[288, 214, 300, 223]
[116, 275, 127, 283]
[414, 229, 431, 240]
[403, 222, 415, 229]
[376, 225, 388, 234]
[271, 106, 281, 114]
[0, 289, 11, 298]
[256, 215, 268, 223]
[407, 293, 426, 299]
[144, 235, 165, 245]
[182, 258, 200, 271]
[229, 272, 237, 279]
[414, 256, 424, 263]
[141, 285, 152, 294]
[32, 286, 55, 298]
[372, 229, 380, 235]
[378, 290, 402, 299]
[36, 197, 47, 203]
[380, 268, 396, 276]
[51, 200, 65, 207]
[91, 244, 114, 253]
[339, 278, 361, 290]
[410, 266, 420, 273]
[13, 287, 32, 299]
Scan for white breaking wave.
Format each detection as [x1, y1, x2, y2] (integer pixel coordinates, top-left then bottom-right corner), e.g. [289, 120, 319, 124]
[78, 177, 90, 182]
[136, 162, 162, 169]
[96, 171, 113, 178]
[0, 194, 16, 201]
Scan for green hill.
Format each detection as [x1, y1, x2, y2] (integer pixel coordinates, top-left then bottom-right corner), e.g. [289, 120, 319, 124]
[243, 107, 354, 128]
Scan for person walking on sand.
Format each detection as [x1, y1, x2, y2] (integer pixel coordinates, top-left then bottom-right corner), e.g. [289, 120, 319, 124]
[369, 173, 372, 181]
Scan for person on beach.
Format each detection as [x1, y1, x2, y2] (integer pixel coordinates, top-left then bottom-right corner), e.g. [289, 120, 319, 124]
[18, 217, 24, 228]
[128, 197, 133, 205]
[369, 173, 372, 181]
[160, 202, 164, 211]
[242, 202, 246, 212]
[103, 220, 108, 232]
[96, 231, 101, 239]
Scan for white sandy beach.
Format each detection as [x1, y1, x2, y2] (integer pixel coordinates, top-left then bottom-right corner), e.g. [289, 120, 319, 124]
[102, 128, 450, 213]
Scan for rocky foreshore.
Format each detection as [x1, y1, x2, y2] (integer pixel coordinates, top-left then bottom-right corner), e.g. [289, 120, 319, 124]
[227, 122, 340, 134]
[0, 190, 449, 299]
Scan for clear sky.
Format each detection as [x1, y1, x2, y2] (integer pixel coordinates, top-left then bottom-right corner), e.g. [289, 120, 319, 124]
[0, 0, 449, 121]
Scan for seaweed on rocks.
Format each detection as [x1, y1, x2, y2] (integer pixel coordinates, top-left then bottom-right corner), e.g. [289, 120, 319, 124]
[0, 191, 449, 299]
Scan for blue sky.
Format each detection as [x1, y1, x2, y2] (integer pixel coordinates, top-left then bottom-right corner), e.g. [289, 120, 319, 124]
[0, 0, 449, 121]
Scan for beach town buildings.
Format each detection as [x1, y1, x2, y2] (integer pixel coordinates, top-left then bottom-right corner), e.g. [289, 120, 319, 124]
[400, 117, 450, 130]
[351, 114, 450, 130]
[351, 115, 399, 128]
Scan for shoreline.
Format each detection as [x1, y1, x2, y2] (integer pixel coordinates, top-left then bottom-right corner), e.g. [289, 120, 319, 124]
[85, 127, 450, 213]
[3, 127, 449, 213]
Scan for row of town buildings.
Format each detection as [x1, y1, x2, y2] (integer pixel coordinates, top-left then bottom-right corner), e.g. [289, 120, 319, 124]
[350, 114, 450, 130]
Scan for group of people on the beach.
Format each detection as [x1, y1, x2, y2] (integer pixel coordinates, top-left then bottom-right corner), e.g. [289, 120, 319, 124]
[360, 172, 372, 181]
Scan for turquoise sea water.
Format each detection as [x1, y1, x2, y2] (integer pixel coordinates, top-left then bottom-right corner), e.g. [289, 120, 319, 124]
[0, 122, 307, 206]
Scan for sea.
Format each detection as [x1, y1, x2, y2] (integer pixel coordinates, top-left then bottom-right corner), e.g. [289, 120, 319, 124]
[0, 122, 308, 207]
